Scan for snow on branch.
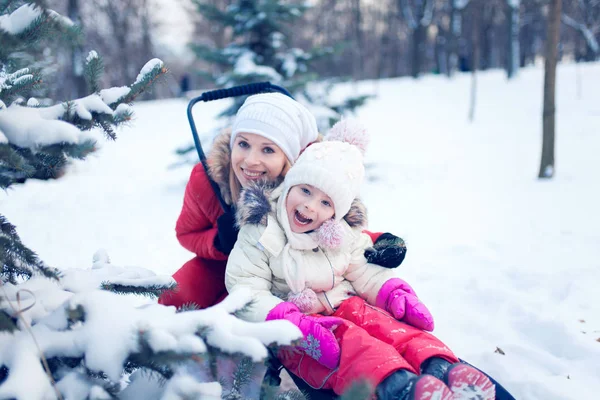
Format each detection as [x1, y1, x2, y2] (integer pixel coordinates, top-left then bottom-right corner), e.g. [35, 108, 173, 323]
[233, 51, 282, 83]
[0, 104, 94, 148]
[562, 13, 600, 55]
[0, 253, 302, 399]
[0, 3, 42, 35]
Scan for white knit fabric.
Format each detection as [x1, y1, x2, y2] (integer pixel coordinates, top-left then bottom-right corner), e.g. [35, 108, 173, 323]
[282, 140, 365, 221]
[231, 93, 319, 163]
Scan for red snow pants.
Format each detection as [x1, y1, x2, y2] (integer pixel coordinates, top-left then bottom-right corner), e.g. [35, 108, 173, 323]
[278, 296, 459, 395]
[158, 257, 228, 309]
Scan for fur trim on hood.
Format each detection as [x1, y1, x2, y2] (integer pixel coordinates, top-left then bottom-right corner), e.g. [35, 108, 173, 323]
[236, 181, 368, 229]
[206, 129, 233, 206]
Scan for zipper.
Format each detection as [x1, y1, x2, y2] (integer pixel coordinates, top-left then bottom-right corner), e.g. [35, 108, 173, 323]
[320, 247, 335, 290]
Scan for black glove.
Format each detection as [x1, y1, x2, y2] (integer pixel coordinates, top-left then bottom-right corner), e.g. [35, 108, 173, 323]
[364, 232, 407, 268]
[214, 210, 240, 255]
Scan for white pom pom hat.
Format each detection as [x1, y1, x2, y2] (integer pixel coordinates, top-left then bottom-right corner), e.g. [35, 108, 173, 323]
[278, 118, 369, 247]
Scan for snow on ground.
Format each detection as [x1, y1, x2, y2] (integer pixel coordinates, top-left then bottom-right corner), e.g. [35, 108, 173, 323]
[2, 62, 600, 399]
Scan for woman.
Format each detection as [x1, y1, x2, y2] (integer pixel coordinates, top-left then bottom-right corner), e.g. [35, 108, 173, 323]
[159, 93, 407, 310]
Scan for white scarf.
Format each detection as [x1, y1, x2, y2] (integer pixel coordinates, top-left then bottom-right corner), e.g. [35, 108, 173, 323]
[267, 186, 319, 294]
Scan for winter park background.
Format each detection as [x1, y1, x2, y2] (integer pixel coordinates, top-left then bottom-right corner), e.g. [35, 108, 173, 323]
[2, 0, 600, 399]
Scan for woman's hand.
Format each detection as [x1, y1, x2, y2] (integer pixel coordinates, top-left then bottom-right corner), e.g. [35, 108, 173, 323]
[214, 210, 240, 254]
[364, 232, 407, 268]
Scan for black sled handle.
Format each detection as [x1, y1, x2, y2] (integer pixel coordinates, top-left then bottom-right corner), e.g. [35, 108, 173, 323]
[186, 82, 293, 213]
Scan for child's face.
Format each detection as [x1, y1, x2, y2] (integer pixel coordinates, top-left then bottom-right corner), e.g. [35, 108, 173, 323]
[231, 132, 288, 187]
[286, 184, 335, 233]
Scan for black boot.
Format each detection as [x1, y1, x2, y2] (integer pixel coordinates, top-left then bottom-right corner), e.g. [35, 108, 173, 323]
[420, 357, 452, 381]
[375, 369, 418, 400]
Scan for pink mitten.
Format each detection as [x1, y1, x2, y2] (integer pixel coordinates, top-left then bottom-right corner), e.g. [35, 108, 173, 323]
[266, 302, 342, 369]
[376, 278, 435, 331]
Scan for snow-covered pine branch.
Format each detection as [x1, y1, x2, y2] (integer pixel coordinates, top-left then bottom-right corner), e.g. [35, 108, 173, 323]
[1, 3, 166, 301]
[0, 52, 166, 190]
[0, 3, 79, 61]
[0, 252, 302, 399]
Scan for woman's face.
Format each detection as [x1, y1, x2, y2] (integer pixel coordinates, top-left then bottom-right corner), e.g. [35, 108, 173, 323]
[231, 132, 288, 187]
[286, 184, 335, 234]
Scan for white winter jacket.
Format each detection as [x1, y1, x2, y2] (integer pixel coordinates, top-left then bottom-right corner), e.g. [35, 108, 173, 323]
[225, 184, 400, 322]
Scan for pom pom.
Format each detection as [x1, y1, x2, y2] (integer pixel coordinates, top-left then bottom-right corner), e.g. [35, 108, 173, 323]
[325, 118, 369, 155]
[288, 288, 318, 312]
[317, 219, 345, 249]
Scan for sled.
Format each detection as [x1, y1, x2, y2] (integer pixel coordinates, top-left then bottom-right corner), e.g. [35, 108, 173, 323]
[186, 83, 516, 400]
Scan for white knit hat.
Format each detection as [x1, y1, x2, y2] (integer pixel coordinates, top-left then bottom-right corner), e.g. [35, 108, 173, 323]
[231, 93, 319, 163]
[282, 119, 369, 222]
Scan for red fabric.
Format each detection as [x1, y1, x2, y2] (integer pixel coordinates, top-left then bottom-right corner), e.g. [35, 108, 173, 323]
[159, 257, 228, 308]
[363, 230, 382, 244]
[279, 296, 458, 395]
[158, 164, 228, 308]
[174, 164, 228, 261]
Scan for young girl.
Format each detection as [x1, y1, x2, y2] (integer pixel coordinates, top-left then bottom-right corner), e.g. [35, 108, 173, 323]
[159, 93, 407, 310]
[225, 120, 496, 400]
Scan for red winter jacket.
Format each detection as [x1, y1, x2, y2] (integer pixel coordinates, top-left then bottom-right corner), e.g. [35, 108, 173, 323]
[175, 163, 227, 262]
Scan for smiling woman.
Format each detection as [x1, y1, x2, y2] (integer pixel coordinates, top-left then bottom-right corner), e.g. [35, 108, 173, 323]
[230, 132, 289, 189]
[159, 93, 319, 309]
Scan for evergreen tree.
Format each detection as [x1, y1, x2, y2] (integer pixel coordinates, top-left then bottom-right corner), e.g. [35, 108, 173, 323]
[1, 3, 306, 398]
[184, 0, 370, 153]
[0, 1, 166, 281]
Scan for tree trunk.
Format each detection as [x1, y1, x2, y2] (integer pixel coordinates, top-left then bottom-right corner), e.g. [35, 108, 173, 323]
[352, 0, 363, 79]
[507, 2, 521, 79]
[447, 2, 460, 76]
[538, 0, 562, 178]
[411, 24, 426, 78]
[469, 2, 481, 121]
[68, 0, 86, 98]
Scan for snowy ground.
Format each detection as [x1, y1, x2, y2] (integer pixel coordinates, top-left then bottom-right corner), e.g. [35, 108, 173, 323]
[2, 62, 600, 399]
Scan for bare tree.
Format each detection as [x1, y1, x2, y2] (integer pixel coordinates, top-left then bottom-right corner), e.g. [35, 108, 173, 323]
[351, 0, 364, 79]
[81, 0, 157, 90]
[469, 0, 482, 121]
[68, 0, 87, 98]
[561, 0, 600, 61]
[506, 0, 521, 78]
[448, 0, 470, 76]
[539, 0, 563, 179]
[399, 0, 436, 78]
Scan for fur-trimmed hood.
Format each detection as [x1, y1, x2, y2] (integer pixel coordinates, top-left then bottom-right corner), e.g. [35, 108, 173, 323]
[206, 129, 234, 206]
[235, 181, 367, 229]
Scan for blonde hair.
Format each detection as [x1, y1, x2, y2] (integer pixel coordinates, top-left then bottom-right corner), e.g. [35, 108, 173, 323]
[228, 159, 292, 205]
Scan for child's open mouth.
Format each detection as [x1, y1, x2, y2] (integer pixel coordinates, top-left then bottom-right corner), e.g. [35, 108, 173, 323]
[294, 210, 312, 225]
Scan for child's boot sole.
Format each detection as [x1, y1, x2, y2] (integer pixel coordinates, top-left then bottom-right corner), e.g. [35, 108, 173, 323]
[445, 364, 495, 400]
[410, 375, 453, 400]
